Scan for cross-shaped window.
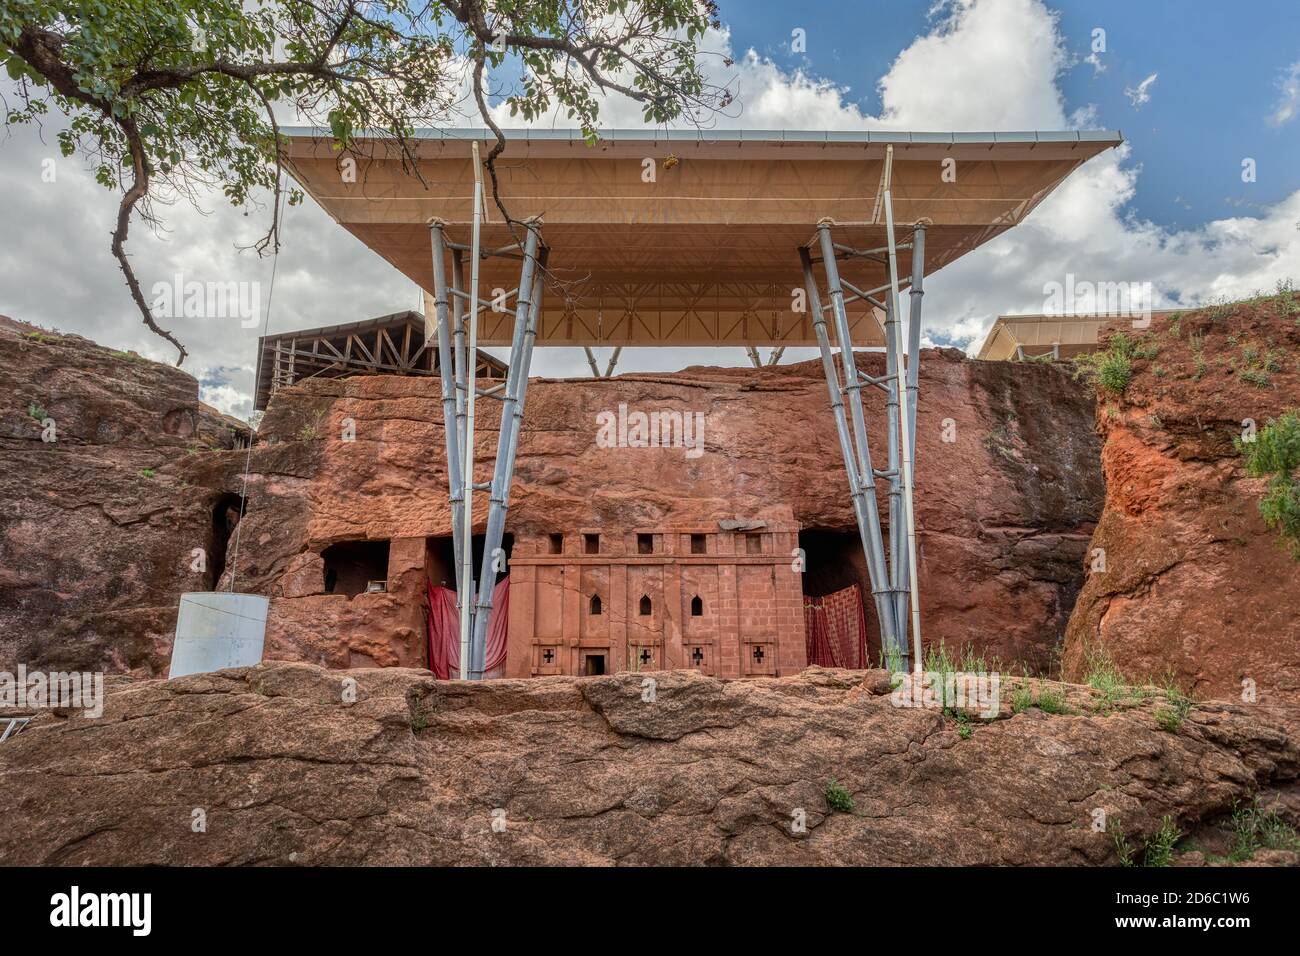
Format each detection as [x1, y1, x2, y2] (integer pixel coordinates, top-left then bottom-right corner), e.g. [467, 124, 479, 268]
[640, 648, 652, 666]
[542, 648, 554, 664]
[691, 647, 704, 665]
[752, 646, 765, 663]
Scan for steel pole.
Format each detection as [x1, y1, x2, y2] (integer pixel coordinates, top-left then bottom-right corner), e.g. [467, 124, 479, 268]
[880, 293, 906, 663]
[896, 222, 927, 639]
[469, 226, 541, 676]
[883, 146, 923, 674]
[459, 143, 483, 678]
[428, 222, 465, 600]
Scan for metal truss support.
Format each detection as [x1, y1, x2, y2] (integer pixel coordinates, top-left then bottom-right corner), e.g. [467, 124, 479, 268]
[584, 346, 623, 378]
[799, 241, 899, 658]
[800, 174, 928, 671]
[428, 141, 548, 678]
[469, 227, 544, 678]
[603, 347, 622, 378]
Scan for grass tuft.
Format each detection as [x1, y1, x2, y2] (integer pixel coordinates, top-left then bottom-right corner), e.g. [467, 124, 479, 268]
[825, 779, 854, 813]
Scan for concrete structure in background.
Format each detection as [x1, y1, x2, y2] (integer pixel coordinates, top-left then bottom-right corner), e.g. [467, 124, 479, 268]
[976, 311, 1179, 362]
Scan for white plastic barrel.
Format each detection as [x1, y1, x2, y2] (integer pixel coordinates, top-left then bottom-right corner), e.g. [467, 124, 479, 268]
[168, 592, 269, 679]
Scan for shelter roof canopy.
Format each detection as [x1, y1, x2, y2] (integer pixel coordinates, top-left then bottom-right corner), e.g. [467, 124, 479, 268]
[284, 128, 1121, 347]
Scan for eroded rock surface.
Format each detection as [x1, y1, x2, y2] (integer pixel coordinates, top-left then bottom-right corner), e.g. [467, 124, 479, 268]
[1062, 302, 1300, 701]
[1, 315, 1103, 676]
[235, 349, 1102, 673]
[0, 317, 248, 673]
[2, 661, 1296, 865]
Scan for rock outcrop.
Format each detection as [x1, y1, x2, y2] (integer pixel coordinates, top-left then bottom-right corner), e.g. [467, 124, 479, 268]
[233, 349, 1102, 673]
[2, 661, 1297, 865]
[0, 317, 248, 673]
[1061, 301, 1300, 702]
[1, 314, 1104, 676]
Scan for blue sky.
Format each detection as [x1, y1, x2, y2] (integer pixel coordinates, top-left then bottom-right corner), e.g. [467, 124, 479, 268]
[724, 0, 1300, 230]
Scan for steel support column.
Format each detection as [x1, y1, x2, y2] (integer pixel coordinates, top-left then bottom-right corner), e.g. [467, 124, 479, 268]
[800, 246, 898, 654]
[428, 221, 465, 600]
[468, 225, 542, 676]
[882, 147, 923, 673]
[801, 203, 927, 670]
[895, 222, 926, 643]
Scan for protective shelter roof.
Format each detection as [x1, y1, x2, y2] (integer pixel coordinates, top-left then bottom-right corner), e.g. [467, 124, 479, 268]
[283, 128, 1122, 347]
[976, 310, 1176, 361]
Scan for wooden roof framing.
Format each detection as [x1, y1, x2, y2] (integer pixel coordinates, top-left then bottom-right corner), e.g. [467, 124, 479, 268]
[253, 310, 507, 411]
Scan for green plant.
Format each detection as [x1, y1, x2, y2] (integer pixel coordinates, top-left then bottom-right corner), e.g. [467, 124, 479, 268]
[1110, 820, 1137, 867]
[1144, 817, 1183, 867]
[1155, 682, 1192, 731]
[1239, 368, 1271, 388]
[944, 708, 974, 739]
[1273, 278, 1300, 316]
[1237, 410, 1300, 559]
[825, 779, 854, 813]
[1111, 816, 1183, 867]
[1095, 350, 1133, 394]
[1083, 643, 1128, 708]
[1227, 798, 1300, 861]
[409, 703, 432, 732]
[1, 0, 721, 364]
[1012, 681, 1068, 715]
[27, 401, 46, 420]
[1036, 685, 1068, 714]
[138, 467, 156, 479]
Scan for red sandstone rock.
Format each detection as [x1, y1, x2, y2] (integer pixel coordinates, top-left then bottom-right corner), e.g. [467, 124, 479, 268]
[1, 661, 1296, 865]
[1061, 302, 1300, 702]
[1, 312, 1102, 677]
[234, 349, 1101, 674]
[0, 318, 247, 673]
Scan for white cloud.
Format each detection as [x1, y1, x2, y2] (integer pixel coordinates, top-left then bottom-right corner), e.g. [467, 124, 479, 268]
[1267, 60, 1300, 127]
[1124, 72, 1158, 109]
[2, 0, 1298, 413]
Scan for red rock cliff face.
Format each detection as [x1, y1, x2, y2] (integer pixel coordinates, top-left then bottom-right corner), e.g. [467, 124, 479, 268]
[2, 316, 1103, 676]
[1062, 301, 1300, 702]
[0, 318, 248, 673]
[233, 348, 1101, 673]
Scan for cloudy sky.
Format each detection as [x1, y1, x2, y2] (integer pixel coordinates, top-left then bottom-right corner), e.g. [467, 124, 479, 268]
[2, 0, 1298, 421]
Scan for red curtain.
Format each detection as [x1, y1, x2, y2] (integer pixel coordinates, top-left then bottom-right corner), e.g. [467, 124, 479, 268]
[803, 584, 869, 669]
[426, 578, 509, 679]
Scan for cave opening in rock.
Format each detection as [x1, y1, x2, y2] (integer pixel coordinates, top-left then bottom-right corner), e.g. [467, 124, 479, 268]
[425, 533, 515, 593]
[799, 528, 879, 666]
[209, 492, 244, 589]
[322, 540, 391, 597]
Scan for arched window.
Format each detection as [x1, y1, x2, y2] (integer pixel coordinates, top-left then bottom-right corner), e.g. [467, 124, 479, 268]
[690, 595, 703, 617]
[589, 594, 602, 615]
[639, 595, 652, 616]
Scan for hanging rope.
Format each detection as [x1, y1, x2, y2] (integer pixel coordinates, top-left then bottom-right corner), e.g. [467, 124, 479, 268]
[228, 175, 287, 593]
